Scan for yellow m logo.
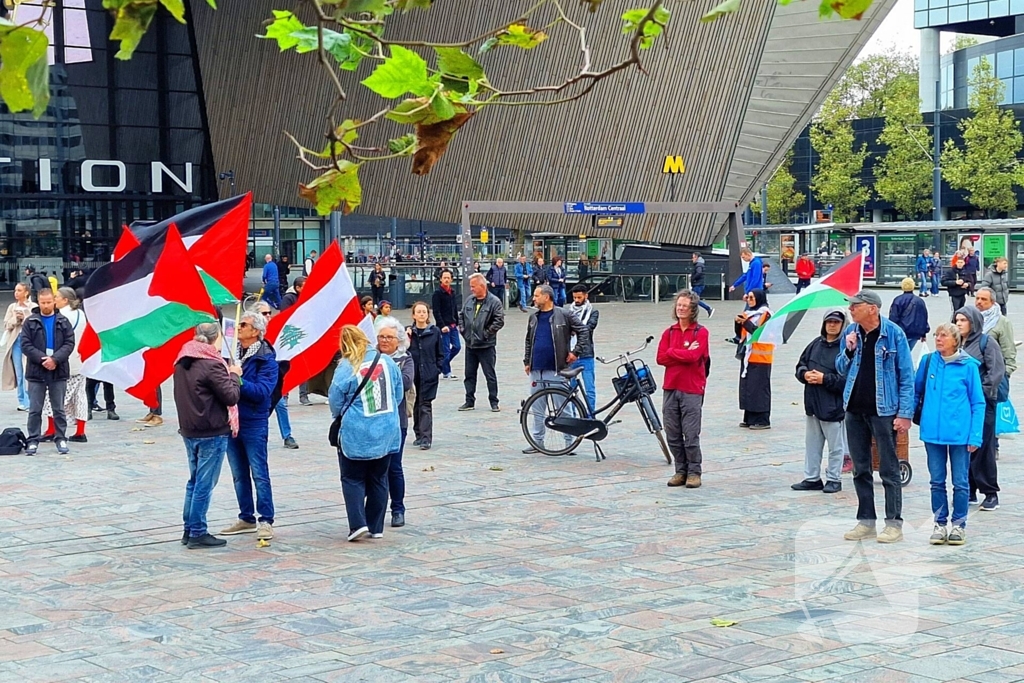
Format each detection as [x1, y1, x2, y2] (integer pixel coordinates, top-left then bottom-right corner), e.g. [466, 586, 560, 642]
[662, 155, 685, 174]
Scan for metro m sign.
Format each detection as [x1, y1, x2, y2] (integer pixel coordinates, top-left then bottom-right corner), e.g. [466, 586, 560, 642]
[662, 155, 685, 174]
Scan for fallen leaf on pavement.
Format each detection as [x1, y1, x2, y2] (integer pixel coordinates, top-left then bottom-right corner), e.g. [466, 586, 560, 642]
[489, 466, 504, 471]
[489, 648, 504, 654]
[143, 440, 156, 444]
[711, 618, 737, 627]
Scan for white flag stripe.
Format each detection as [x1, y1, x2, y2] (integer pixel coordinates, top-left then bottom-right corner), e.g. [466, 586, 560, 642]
[273, 262, 357, 362]
[82, 348, 146, 387]
[86, 275, 169, 334]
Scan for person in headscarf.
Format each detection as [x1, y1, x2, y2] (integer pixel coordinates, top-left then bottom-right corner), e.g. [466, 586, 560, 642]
[735, 289, 773, 429]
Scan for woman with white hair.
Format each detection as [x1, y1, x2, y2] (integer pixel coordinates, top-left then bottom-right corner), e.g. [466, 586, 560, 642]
[374, 315, 415, 528]
[41, 287, 89, 442]
[219, 308, 279, 541]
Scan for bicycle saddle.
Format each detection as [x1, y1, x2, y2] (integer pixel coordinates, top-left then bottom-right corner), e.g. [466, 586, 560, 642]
[558, 366, 584, 379]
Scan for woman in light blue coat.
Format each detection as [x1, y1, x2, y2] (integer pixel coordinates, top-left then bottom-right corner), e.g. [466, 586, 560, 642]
[329, 325, 403, 542]
[915, 322, 986, 546]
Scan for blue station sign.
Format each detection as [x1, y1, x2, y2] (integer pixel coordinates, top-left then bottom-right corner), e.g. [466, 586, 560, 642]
[563, 202, 645, 215]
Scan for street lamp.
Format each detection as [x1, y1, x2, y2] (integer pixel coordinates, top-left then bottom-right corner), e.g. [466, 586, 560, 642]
[218, 170, 236, 197]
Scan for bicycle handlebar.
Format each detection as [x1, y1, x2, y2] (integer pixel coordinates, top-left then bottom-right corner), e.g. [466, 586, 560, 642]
[596, 335, 654, 365]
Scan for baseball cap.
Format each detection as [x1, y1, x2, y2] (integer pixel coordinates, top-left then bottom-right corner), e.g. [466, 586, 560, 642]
[823, 309, 846, 323]
[847, 289, 882, 307]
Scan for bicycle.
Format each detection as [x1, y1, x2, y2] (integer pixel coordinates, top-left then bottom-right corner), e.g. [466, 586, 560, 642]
[519, 336, 672, 463]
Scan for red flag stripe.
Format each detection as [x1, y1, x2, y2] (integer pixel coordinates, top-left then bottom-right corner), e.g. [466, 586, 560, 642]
[266, 241, 345, 342]
[278, 296, 364, 395]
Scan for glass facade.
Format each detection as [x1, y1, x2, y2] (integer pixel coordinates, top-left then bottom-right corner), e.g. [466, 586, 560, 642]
[939, 35, 1024, 108]
[915, 0, 1018, 27]
[0, 0, 216, 284]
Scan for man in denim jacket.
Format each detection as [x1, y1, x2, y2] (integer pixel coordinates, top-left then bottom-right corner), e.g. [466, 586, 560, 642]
[835, 289, 915, 544]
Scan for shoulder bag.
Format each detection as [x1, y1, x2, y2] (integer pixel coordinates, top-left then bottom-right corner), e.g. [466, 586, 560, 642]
[328, 351, 381, 448]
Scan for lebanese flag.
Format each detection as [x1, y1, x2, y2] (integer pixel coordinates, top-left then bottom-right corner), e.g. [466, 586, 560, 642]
[265, 241, 370, 395]
[749, 251, 863, 347]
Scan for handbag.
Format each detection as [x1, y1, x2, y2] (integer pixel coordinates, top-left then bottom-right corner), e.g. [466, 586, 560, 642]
[913, 353, 932, 426]
[328, 351, 380, 448]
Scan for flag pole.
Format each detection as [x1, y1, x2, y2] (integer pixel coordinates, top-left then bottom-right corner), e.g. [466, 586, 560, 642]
[229, 298, 242, 364]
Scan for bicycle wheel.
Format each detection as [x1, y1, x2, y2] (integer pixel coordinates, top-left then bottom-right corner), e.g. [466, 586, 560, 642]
[638, 394, 672, 464]
[653, 428, 672, 465]
[520, 388, 588, 456]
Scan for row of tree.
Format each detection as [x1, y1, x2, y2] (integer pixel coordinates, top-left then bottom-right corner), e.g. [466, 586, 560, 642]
[753, 49, 1024, 224]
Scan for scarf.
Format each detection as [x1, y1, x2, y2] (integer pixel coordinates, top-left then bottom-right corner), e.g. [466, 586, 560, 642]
[981, 304, 1001, 334]
[238, 338, 262, 364]
[568, 300, 593, 348]
[737, 304, 772, 378]
[176, 340, 240, 437]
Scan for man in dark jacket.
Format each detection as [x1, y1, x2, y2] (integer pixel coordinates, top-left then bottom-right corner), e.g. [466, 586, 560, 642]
[531, 256, 549, 290]
[889, 277, 930, 350]
[21, 289, 76, 455]
[431, 270, 461, 379]
[522, 284, 590, 453]
[458, 273, 505, 412]
[941, 258, 970, 312]
[690, 252, 714, 316]
[792, 310, 848, 493]
[277, 256, 291, 290]
[220, 309, 279, 541]
[174, 322, 242, 549]
[281, 276, 304, 312]
[486, 258, 508, 308]
[980, 258, 1010, 315]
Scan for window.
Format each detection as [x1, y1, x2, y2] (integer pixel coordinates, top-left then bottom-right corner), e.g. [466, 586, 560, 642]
[998, 50, 1013, 77]
[968, 1, 988, 19]
[989, 0, 1009, 14]
[914, 10, 929, 26]
[949, 3, 969, 18]
[1014, 76, 1024, 102]
[929, 7, 948, 22]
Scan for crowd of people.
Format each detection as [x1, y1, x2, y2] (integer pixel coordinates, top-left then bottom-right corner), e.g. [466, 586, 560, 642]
[3, 244, 1018, 551]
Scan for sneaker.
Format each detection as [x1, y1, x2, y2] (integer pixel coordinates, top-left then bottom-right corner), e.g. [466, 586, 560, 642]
[283, 437, 299, 449]
[685, 474, 702, 488]
[708, 307, 715, 319]
[69, 434, 88, 443]
[458, 403, 475, 411]
[929, 524, 948, 545]
[842, 455, 853, 474]
[412, 437, 424, 446]
[136, 412, 156, 424]
[980, 494, 1000, 511]
[25, 443, 37, 456]
[181, 530, 190, 545]
[844, 523, 877, 541]
[370, 533, 383, 539]
[726, 337, 740, 344]
[822, 480, 842, 494]
[220, 520, 257, 535]
[748, 424, 771, 431]
[444, 373, 458, 380]
[299, 397, 313, 406]
[56, 439, 69, 455]
[420, 442, 431, 450]
[145, 415, 164, 427]
[877, 526, 903, 544]
[969, 493, 979, 505]
[188, 534, 227, 549]
[947, 526, 966, 545]
[791, 479, 824, 491]
[107, 410, 120, 421]
[667, 473, 686, 487]
[391, 512, 405, 527]
[17, 405, 28, 412]
[348, 526, 369, 542]
[256, 522, 274, 540]
[490, 403, 500, 413]
[738, 422, 749, 428]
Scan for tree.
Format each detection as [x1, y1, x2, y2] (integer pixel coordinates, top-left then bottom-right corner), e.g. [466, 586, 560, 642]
[874, 73, 933, 218]
[827, 51, 919, 120]
[941, 58, 1024, 216]
[950, 34, 978, 52]
[810, 97, 871, 222]
[750, 151, 804, 224]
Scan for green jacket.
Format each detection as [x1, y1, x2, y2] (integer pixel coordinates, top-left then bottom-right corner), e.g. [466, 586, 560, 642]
[988, 314, 1018, 376]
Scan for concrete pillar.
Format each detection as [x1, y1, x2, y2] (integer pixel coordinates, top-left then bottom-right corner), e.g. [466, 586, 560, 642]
[920, 28, 941, 112]
[872, 209, 883, 223]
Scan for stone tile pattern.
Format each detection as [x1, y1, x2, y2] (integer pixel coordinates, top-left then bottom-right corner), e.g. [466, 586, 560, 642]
[1, 290, 1023, 682]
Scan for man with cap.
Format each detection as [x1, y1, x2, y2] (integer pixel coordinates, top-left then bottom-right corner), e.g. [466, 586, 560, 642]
[836, 289, 915, 544]
[792, 309, 848, 494]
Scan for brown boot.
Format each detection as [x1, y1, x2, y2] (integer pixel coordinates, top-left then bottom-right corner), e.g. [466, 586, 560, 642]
[667, 473, 686, 487]
[685, 474, 702, 488]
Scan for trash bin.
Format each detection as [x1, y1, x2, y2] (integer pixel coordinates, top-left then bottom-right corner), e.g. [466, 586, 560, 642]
[390, 273, 406, 310]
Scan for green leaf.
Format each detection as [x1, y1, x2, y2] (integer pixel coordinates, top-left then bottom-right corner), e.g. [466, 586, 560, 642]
[431, 93, 456, 121]
[361, 45, 433, 99]
[107, 2, 158, 59]
[333, 0, 386, 13]
[159, 0, 186, 23]
[710, 619, 737, 627]
[205, 0, 216, 8]
[260, 10, 307, 51]
[495, 24, 548, 49]
[828, 0, 873, 19]
[395, 0, 432, 9]
[818, 0, 835, 18]
[0, 24, 49, 116]
[387, 133, 417, 155]
[385, 97, 442, 125]
[700, 0, 741, 22]
[298, 162, 362, 215]
[434, 47, 485, 80]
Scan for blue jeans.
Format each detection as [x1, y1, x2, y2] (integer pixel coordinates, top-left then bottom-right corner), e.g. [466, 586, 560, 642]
[274, 396, 291, 439]
[907, 338, 918, 351]
[925, 442, 969, 528]
[930, 273, 940, 295]
[263, 284, 282, 309]
[226, 422, 275, 524]
[339, 452, 391, 534]
[571, 356, 597, 416]
[691, 285, 713, 314]
[519, 279, 530, 307]
[10, 335, 28, 408]
[182, 435, 228, 538]
[553, 284, 566, 307]
[918, 272, 929, 295]
[441, 326, 461, 376]
[389, 428, 407, 514]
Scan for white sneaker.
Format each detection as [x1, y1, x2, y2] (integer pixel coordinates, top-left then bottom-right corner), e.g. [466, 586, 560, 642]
[370, 532, 383, 539]
[348, 526, 369, 542]
[444, 373, 458, 380]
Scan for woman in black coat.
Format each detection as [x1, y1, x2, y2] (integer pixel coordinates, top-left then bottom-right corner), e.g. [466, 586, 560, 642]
[407, 301, 445, 450]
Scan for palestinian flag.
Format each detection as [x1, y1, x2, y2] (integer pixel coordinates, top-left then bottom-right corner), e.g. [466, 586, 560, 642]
[265, 241, 370, 395]
[749, 251, 864, 346]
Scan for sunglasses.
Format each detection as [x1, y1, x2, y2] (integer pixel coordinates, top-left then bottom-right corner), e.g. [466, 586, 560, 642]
[261, 311, 272, 317]
[239, 322, 251, 329]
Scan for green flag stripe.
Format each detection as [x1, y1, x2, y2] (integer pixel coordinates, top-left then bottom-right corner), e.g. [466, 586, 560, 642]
[98, 302, 214, 362]
[200, 271, 237, 305]
[771, 287, 849, 317]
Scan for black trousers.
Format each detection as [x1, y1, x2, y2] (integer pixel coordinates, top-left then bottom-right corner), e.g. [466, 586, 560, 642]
[950, 293, 966, 312]
[86, 378, 116, 410]
[464, 345, 498, 406]
[845, 412, 903, 525]
[970, 401, 999, 496]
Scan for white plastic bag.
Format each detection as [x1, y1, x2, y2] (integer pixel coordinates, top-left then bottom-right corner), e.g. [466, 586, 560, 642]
[912, 339, 930, 370]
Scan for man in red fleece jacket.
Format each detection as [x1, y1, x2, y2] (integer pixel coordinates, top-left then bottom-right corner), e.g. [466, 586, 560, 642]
[656, 290, 711, 489]
[795, 254, 816, 294]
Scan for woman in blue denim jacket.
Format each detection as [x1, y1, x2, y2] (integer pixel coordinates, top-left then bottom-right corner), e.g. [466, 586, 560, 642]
[916, 323, 985, 546]
[329, 325, 403, 542]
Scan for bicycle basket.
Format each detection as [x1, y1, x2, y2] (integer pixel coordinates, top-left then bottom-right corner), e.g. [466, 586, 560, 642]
[612, 360, 657, 400]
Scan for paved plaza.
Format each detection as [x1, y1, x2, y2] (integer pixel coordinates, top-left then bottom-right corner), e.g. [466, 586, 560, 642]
[3, 291, 1024, 682]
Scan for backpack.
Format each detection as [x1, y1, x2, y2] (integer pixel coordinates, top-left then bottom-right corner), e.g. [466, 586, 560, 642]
[0, 427, 27, 455]
[979, 335, 1011, 403]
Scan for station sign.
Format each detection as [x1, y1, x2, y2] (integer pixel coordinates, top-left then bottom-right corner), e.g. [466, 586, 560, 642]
[564, 202, 645, 215]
